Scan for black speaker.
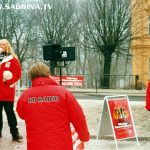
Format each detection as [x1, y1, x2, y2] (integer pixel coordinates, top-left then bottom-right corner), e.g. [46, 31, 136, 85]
[43, 44, 61, 61]
[43, 45, 75, 61]
[60, 47, 75, 61]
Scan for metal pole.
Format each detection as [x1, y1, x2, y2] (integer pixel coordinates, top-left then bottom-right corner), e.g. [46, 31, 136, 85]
[59, 66, 62, 85]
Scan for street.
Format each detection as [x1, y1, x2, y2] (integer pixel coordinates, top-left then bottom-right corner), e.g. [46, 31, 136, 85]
[74, 93, 145, 101]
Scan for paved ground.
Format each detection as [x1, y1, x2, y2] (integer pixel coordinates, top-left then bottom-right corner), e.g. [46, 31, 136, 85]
[80, 100, 150, 150]
[1, 88, 150, 150]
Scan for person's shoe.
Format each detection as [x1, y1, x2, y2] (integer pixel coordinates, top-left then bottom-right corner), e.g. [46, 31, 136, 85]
[0, 133, 2, 138]
[12, 134, 23, 142]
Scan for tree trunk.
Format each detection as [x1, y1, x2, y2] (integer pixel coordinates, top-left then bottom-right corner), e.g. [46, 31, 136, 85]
[102, 55, 112, 88]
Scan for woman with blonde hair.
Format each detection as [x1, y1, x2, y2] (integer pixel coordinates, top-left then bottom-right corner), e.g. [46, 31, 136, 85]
[0, 39, 23, 141]
[0, 39, 17, 58]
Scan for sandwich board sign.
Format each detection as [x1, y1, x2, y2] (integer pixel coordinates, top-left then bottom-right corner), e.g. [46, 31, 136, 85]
[97, 95, 139, 150]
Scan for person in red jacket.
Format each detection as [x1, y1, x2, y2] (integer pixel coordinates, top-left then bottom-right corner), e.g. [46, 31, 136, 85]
[16, 62, 90, 150]
[146, 81, 150, 110]
[0, 39, 23, 141]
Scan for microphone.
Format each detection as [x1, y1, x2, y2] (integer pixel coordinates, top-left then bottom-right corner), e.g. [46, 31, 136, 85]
[0, 54, 4, 61]
[0, 48, 4, 61]
[0, 47, 4, 54]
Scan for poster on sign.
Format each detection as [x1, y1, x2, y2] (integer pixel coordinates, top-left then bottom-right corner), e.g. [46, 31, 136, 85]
[107, 97, 135, 140]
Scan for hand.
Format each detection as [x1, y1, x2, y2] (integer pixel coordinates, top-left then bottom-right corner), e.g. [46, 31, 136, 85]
[10, 83, 16, 88]
[3, 78, 7, 82]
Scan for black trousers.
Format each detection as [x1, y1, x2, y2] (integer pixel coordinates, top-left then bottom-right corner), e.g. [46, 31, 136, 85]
[0, 101, 19, 137]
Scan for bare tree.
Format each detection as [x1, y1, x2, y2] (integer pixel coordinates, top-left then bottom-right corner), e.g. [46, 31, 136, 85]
[35, 0, 79, 74]
[36, 0, 79, 45]
[11, 10, 39, 65]
[0, 0, 17, 39]
[0, 0, 40, 66]
[80, 0, 131, 88]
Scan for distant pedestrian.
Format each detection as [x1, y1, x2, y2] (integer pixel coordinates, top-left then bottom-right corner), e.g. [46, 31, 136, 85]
[16, 62, 90, 150]
[0, 39, 23, 141]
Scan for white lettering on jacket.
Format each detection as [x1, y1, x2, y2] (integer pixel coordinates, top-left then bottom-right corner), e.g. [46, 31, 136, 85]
[28, 96, 60, 103]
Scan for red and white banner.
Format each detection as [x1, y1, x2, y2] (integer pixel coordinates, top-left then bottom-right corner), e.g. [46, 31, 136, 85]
[52, 76, 84, 87]
[71, 125, 84, 150]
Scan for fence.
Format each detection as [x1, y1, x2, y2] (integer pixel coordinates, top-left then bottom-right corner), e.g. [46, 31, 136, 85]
[18, 73, 137, 90]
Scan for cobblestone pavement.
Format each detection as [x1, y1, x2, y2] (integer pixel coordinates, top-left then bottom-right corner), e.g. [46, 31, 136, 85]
[0, 98, 150, 150]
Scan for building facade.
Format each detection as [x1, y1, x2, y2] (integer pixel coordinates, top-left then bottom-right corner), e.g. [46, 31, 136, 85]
[131, 0, 150, 88]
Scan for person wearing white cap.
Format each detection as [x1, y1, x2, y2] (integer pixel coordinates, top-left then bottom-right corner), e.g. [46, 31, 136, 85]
[0, 39, 23, 142]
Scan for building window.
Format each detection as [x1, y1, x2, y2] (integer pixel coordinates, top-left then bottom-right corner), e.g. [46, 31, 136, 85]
[149, 16, 150, 35]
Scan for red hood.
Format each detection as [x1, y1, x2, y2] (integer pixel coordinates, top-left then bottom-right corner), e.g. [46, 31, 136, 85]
[32, 77, 58, 87]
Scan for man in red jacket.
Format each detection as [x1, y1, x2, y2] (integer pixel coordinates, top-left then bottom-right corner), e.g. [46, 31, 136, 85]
[0, 39, 22, 141]
[16, 62, 90, 150]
